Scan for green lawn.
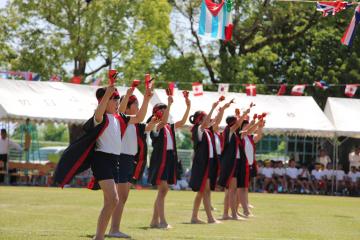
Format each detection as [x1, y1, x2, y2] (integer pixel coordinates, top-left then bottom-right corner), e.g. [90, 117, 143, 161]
[0, 187, 359, 240]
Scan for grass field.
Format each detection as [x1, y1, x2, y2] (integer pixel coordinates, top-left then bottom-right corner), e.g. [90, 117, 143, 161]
[0, 187, 359, 240]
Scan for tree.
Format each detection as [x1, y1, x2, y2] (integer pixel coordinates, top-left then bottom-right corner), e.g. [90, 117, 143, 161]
[170, 0, 360, 104]
[5, 0, 172, 82]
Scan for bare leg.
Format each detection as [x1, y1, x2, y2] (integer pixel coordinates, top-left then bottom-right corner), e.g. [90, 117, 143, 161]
[191, 192, 205, 223]
[109, 182, 130, 236]
[157, 181, 169, 227]
[228, 178, 238, 219]
[202, 180, 219, 223]
[222, 189, 230, 219]
[239, 188, 250, 216]
[94, 180, 119, 240]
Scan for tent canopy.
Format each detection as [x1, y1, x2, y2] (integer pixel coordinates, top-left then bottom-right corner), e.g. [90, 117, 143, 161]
[324, 97, 360, 138]
[0, 79, 144, 124]
[151, 89, 335, 138]
[0, 79, 335, 137]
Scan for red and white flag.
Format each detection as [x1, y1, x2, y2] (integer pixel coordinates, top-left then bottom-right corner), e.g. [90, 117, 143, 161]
[291, 84, 306, 96]
[345, 84, 358, 97]
[246, 84, 256, 96]
[277, 84, 287, 96]
[192, 82, 203, 96]
[218, 83, 229, 95]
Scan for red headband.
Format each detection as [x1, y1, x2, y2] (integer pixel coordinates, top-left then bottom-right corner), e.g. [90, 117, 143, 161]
[153, 104, 167, 114]
[128, 95, 138, 105]
[97, 90, 120, 103]
[194, 112, 206, 125]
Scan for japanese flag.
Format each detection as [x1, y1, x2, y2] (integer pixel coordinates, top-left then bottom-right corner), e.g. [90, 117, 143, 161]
[192, 82, 204, 96]
[345, 84, 358, 97]
[291, 85, 306, 96]
[218, 83, 229, 95]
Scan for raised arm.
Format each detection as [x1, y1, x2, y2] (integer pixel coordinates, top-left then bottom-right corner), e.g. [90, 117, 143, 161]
[230, 107, 250, 133]
[175, 97, 191, 129]
[145, 116, 162, 132]
[129, 87, 153, 124]
[254, 120, 265, 143]
[200, 100, 219, 130]
[119, 87, 135, 113]
[94, 85, 115, 123]
[213, 100, 232, 132]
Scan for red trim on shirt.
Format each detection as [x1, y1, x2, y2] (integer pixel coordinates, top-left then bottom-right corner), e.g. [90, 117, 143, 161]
[199, 129, 212, 192]
[156, 124, 169, 185]
[133, 124, 145, 180]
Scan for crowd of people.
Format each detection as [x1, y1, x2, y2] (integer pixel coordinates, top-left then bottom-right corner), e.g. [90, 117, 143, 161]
[254, 159, 360, 196]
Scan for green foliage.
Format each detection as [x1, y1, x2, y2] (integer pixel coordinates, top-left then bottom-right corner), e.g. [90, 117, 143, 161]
[175, 130, 193, 150]
[42, 123, 69, 142]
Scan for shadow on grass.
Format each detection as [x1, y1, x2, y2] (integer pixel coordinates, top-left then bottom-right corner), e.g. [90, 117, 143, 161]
[82, 234, 136, 239]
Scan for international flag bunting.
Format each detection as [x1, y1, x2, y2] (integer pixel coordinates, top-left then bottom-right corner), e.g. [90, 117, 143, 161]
[246, 84, 256, 96]
[218, 83, 229, 95]
[192, 82, 204, 96]
[341, 5, 360, 46]
[345, 84, 358, 97]
[277, 84, 287, 96]
[50, 75, 62, 82]
[313, 80, 329, 90]
[316, 1, 353, 16]
[291, 84, 306, 96]
[198, 0, 233, 41]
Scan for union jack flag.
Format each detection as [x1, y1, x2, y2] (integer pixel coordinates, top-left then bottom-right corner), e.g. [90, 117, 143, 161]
[316, 1, 353, 16]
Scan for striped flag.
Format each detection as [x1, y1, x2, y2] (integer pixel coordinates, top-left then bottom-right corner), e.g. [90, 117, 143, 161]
[198, 0, 233, 41]
[341, 5, 360, 46]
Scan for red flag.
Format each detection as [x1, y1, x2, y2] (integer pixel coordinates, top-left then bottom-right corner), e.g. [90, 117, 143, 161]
[192, 82, 203, 96]
[277, 84, 287, 96]
[71, 76, 82, 84]
[246, 84, 256, 96]
[345, 84, 358, 97]
[291, 85, 306, 96]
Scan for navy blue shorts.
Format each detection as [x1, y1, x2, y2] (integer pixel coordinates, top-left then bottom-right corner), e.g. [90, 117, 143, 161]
[91, 151, 134, 184]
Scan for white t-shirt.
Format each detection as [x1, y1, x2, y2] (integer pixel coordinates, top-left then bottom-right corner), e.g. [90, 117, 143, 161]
[0, 138, 21, 154]
[349, 152, 360, 168]
[347, 171, 359, 183]
[120, 124, 137, 156]
[298, 169, 310, 179]
[214, 133, 221, 155]
[286, 167, 299, 179]
[261, 167, 274, 178]
[311, 169, 323, 180]
[273, 168, 285, 176]
[317, 155, 331, 167]
[198, 127, 214, 158]
[243, 136, 254, 165]
[94, 114, 123, 155]
[164, 126, 174, 150]
[335, 170, 345, 181]
[322, 169, 334, 180]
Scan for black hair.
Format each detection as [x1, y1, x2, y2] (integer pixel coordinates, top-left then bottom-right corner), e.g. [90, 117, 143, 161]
[1, 129, 6, 134]
[226, 116, 237, 126]
[120, 95, 138, 109]
[96, 87, 107, 100]
[189, 111, 206, 125]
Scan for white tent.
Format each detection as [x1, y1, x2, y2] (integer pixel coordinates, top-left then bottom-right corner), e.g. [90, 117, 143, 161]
[151, 89, 335, 138]
[0, 79, 144, 124]
[324, 97, 360, 138]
